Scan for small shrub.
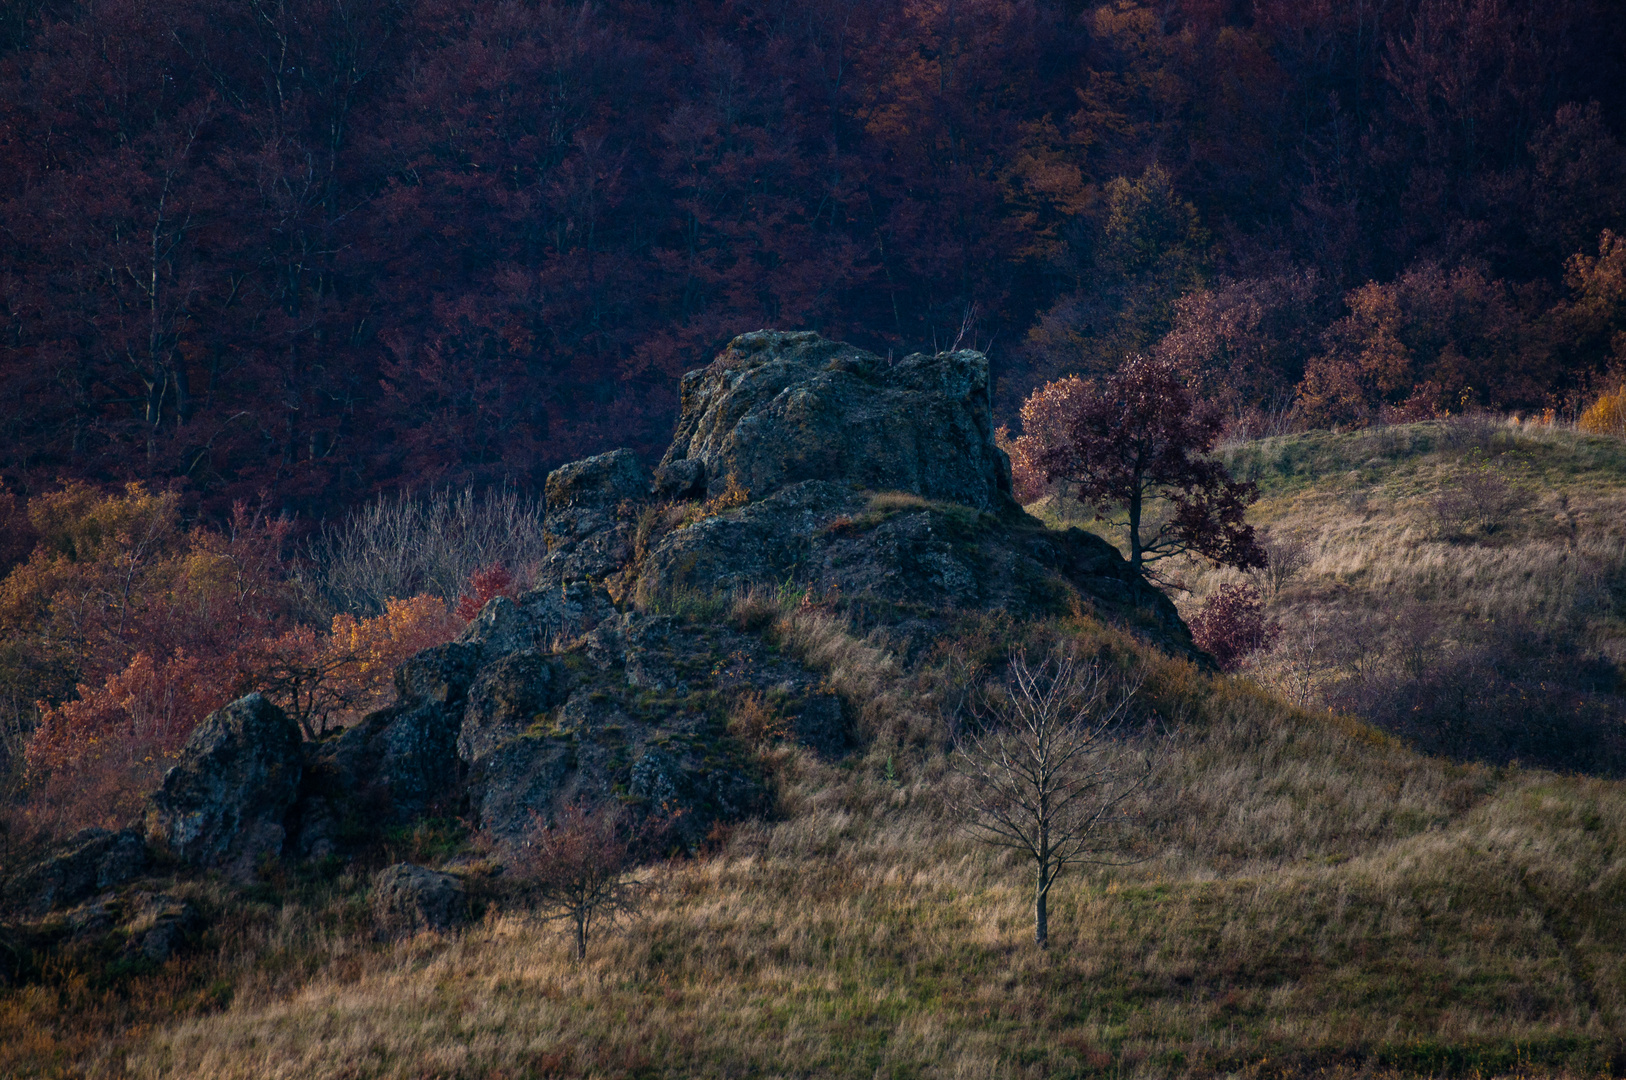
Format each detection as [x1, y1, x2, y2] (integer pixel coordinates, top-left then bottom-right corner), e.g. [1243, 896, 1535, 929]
[1579, 383, 1626, 436]
[1249, 529, 1312, 598]
[509, 804, 648, 960]
[454, 562, 515, 620]
[679, 473, 751, 527]
[728, 691, 787, 746]
[1430, 458, 1523, 538]
[1188, 584, 1279, 672]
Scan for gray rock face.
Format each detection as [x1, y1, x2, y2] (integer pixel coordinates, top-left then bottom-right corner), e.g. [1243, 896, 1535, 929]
[304, 645, 479, 831]
[455, 596, 536, 661]
[459, 650, 570, 764]
[119, 893, 200, 964]
[535, 449, 647, 600]
[147, 693, 302, 877]
[463, 611, 828, 844]
[371, 863, 467, 937]
[634, 480, 1188, 652]
[660, 330, 1017, 513]
[545, 447, 648, 510]
[8, 828, 147, 915]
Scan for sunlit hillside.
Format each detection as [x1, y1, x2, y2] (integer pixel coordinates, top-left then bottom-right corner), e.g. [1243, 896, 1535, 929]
[1035, 417, 1626, 776]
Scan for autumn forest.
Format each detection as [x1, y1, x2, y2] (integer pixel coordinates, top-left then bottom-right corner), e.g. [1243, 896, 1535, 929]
[2, 0, 1625, 520]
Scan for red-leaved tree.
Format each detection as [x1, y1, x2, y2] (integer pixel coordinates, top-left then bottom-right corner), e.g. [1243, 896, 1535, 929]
[1012, 356, 1265, 576]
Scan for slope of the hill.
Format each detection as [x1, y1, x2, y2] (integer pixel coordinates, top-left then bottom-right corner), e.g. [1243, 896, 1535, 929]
[6, 398, 1626, 1077]
[1036, 417, 1626, 775]
[10, 603, 1625, 1078]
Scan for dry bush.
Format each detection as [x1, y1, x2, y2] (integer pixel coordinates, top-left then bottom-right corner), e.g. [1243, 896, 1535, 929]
[20, 650, 238, 834]
[1249, 528, 1311, 597]
[453, 562, 515, 621]
[1579, 382, 1626, 436]
[307, 485, 547, 617]
[507, 804, 648, 960]
[1429, 458, 1524, 538]
[727, 691, 787, 747]
[1187, 583, 1278, 671]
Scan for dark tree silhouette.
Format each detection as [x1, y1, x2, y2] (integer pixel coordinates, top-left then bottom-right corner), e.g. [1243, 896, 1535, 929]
[1012, 356, 1266, 576]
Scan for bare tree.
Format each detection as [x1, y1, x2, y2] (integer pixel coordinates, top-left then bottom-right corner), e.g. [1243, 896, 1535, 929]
[511, 803, 648, 960]
[951, 650, 1158, 948]
[305, 485, 550, 617]
[1249, 528, 1312, 599]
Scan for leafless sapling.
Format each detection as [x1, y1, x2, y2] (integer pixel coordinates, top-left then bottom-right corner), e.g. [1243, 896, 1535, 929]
[512, 803, 647, 960]
[951, 650, 1159, 948]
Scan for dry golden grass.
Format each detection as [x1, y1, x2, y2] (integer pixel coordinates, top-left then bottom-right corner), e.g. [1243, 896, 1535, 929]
[11, 443, 1626, 1077]
[2, 606, 1611, 1079]
[1037, 419, 1626, 714]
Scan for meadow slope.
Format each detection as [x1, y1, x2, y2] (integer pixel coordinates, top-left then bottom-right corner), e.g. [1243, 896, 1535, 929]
[7, 421, 1626, 1078]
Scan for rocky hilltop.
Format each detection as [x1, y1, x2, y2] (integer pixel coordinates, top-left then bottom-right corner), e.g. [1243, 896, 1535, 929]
[7, 331, 1198, 924]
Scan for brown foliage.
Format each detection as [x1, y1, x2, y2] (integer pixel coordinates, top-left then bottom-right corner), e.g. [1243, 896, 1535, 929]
[509, 803, 649, 960]
[1011, 357, 1264, 574]
[1188, 583, 1279, 672]
[1295, 265, 1539, 427]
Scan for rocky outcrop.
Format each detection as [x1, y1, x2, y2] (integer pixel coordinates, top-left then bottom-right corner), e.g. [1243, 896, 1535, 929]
[1, 889, 201, 983]
[660, 331, 1017, 514]
[7, 828, 147, 915]
[137, 329, 1199, 875]
[461, 611, 798, 844]
[146, 693, 302, 877]
[371, 864, 468, 937]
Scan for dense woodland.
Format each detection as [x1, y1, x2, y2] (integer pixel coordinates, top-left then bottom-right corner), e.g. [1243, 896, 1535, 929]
[2, 0, 1625, 522]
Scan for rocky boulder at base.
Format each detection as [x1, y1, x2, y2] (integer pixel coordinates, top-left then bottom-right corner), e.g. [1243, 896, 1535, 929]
[146, 693, 302, 878]
[5, 827, 148, 915]
[371, 863, 468, 937]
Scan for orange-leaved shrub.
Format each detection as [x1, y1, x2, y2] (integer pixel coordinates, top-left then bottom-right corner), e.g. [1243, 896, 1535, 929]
[3, 482, 466, 837]
[1579, 382, 1626, 436]
[260, 595, 461, 738]
[22, 650, 239, 834]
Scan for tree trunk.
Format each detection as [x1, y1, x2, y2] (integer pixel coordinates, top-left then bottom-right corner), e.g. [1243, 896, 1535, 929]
[574, 914, 587, 959]
[1034, 860, 1050, 948]
[1127, 486, 1143, 571]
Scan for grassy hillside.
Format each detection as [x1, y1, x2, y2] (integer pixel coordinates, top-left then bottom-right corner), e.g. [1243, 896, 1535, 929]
[1037, 417, 1626, 775]
[6, 590, 1626, 1078]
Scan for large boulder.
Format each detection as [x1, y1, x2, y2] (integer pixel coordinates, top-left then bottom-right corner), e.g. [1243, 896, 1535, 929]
[371, 863, 468, 938]
[635, 480, 1192, 656]
[659, 330, 1018, 513]
[147, 693, 302, 877]
[534, 449, 647, 596]
[461, 613, 815, 844]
